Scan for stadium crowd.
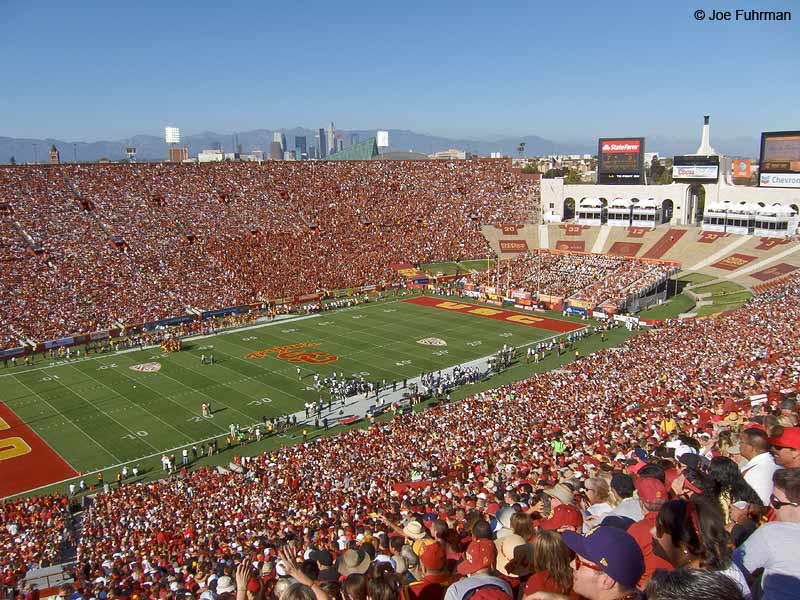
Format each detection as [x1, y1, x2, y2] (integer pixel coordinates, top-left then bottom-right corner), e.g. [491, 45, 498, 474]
[0, 161, 537, 348]
[471, 250, 674, 308]
[3, 272, 800, 600]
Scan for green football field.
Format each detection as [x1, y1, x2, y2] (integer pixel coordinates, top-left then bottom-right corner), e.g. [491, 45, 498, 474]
[1, 294, 590, 491]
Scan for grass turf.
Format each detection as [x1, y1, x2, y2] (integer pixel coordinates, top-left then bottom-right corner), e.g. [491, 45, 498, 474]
[676, 272, 716, 286]
[638, 294, 696, 320]
[2, 293, 633, 498]
[692, 281, 747, 295]
[420, 259, 496, 276]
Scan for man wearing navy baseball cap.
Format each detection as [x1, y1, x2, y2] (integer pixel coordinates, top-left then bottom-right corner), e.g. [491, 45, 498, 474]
[559, 526, 645, 600]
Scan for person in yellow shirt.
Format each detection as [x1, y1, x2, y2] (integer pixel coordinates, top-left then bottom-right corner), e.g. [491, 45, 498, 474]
[659, 415, 678, 435]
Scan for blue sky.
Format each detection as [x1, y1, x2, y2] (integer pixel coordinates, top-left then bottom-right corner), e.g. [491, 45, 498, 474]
[1, 0, 797, 142]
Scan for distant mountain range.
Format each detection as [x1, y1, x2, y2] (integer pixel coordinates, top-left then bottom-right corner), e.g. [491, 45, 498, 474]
[0, 128, 762, 164]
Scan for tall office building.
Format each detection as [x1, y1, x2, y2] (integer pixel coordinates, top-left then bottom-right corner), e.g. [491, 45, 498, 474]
[273, 131, 287, 152]
[295, 136, 307, 158]
[316, 129, 326, 158]
[337, 137, 344, 153]
[327, 122, 336, 155]
[269, 142, 283, 160]
[349, 133, 359, 147]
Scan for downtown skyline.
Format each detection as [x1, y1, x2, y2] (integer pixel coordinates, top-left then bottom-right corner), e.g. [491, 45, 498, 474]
[1, 0, 798, 143]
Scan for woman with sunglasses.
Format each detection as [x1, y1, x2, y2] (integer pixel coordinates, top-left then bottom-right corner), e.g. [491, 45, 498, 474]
[733, 468, 800, 600]
[651, 496, 749, 597]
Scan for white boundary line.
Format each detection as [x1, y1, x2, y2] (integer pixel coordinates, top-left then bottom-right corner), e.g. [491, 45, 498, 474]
[3, 325, 584, 500]
[9, 374, 122, 464]
[2, 294, 591, 499]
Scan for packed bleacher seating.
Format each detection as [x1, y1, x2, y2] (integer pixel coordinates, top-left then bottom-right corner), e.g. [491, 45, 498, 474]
[471, 250, 674, 308]
[0, 161, 537, 348]
[3, 273, 799, 600]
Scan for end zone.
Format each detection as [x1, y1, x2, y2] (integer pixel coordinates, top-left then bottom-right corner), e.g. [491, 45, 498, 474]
[403, 296, 584, 333]
[0, 402, 78, 498]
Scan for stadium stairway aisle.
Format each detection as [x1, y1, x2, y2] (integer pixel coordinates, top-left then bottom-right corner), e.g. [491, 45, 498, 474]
[642, 228, 687, 259]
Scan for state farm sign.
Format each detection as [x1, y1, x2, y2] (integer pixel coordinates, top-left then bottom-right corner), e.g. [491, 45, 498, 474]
[601, 140, 641, 153]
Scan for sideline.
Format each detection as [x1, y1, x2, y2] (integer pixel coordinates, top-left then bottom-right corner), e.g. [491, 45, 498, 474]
[3, 321, 585, 500]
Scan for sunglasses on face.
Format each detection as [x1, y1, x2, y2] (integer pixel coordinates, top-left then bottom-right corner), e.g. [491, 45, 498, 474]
[574, 555, 604, 573]
[771, 495, 800, 510]
[772, 445, 793, 452]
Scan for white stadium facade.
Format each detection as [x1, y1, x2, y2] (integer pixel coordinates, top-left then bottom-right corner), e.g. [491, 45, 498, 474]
[540, 117, 800, 237]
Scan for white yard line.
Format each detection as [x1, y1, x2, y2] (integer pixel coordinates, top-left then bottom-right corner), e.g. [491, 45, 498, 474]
[68, 363, 199, 443]
[50, 376, 162, 454]
[9, 374, 122, 463]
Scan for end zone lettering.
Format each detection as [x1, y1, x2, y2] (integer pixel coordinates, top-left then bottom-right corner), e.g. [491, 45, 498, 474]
[402, 296, 583, 333]
[0, 402, 78, 497]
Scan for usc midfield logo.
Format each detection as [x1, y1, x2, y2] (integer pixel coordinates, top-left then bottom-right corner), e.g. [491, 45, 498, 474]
[246, 342, 339, 364]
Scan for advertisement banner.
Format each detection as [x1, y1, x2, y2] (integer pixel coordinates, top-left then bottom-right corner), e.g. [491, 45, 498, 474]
[732, 159, 751, 178]
[510, 289, 531, 301]
[0, 347, 26, 359]
[201, 306, 249, 318]
[569, 299, 594, 310]
[537, 294, 564, 305]
[564, 306, 588, 316]
[297, 293, 324, 303]
[143, 315, 194, 329]
[89, 330, 109, 341]
[499, 239, 529, 253]
[462, 289, 481, 298]
[672, 165, 719, 179]
[759, 173, 800, 188]
[613, 314, 640, 326]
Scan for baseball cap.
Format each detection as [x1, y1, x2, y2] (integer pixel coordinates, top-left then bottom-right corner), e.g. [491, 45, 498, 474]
[419, 543, 446, 571]
[538, 505, 583, 531]
[635, 477, 667, 504]
[457, 539, 497, 575]
[769, 427, 800, 450]
[599, 515, 635, 530]
[562, 527, 645, 590]
[309, 549, 334, 567]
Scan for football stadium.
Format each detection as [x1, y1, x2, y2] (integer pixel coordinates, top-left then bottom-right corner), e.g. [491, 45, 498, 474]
[2, 6, 800, 600]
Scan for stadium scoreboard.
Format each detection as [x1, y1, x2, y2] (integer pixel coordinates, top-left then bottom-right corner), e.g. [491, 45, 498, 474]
[597, 137, 645, 184]
[759, 131, 800, 188]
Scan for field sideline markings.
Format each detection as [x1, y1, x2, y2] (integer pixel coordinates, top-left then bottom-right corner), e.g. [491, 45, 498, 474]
[8, 374, 122, 464]
[0, 297, 418, 379]
[67, 362, 201, 444]
[3, 321, 594, 500]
